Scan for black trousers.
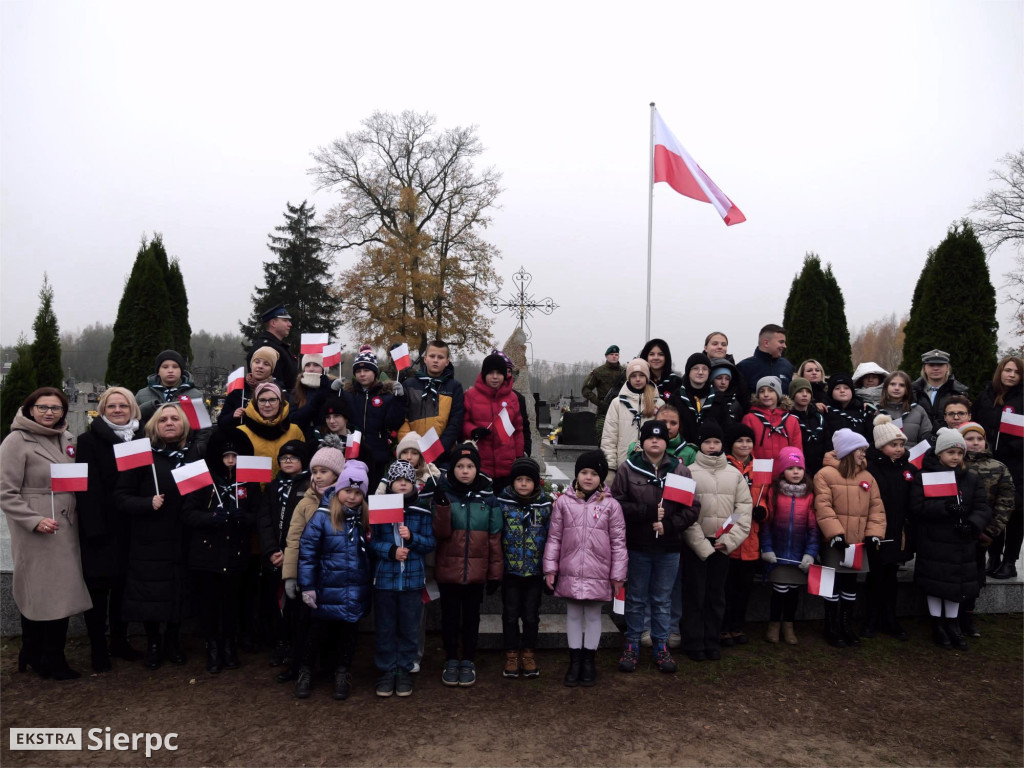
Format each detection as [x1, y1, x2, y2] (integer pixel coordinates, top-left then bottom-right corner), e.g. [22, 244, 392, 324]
[439, 582, 484, 661]
[681, 547, 730, 653]
[194, 571, 242, 638]
[501, 574, 543, 650]
[722, 559, 757, 634]
[301, 619, 358, 671]
[259, 565, 289, 646]
[83, 578, 128, 649]
[20, 614, 71, 671]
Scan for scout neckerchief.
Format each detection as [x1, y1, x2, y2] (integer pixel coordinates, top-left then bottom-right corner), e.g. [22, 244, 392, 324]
[750, 409, 791, 446]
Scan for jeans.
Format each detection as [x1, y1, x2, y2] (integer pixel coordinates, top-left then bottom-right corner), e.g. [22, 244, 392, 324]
[502, 574, 543, 650]
[625, 550, 680, 645]
[681, 546, 730, 653]
[374, 589, 423, 673]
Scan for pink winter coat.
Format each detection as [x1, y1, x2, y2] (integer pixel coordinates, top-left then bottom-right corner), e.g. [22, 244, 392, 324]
[462, 374, 524, 478]
[543, 486, 627, 602]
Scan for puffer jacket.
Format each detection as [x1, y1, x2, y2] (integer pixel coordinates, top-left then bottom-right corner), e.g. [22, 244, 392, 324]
[543, 485, 627, 602]
[257, 471, 310, 561]
[684, 452, 752, 559]
[181, 473, 259, 574]
[788, 406, 828, 478]
[433, 475, 502, 585]
[601, 381, 664, 473]
[813, 451, 886, 544]
[462, 374, 525, 478]
[343, 379, 407, 464]
[499, 487, 553, 578]
[370, 491, 435, 592]
[397, 361, 465, 455]
[874, 401, 932, 447]
[610, 451, 700, 552]
[972, 381, 1023, 501]
[282, 485, 325, 580]
[726, 454, 760, 561]
[963, 449, 1016, 540]
[135, 372, 205, 422]
[761, 484, 818, 571]
[236, 401, 305, 478]
[909, 456, 992, 602]
[742, 405, 802, 461]
[298, 501, 372, 623]
[865, 446, 917, 563]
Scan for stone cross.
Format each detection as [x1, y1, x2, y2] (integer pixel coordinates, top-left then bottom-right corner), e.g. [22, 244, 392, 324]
[502, 326, 546, 474]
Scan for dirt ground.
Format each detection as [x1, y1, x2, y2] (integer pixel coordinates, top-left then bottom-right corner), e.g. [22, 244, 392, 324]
[2, 614, 1021, 768]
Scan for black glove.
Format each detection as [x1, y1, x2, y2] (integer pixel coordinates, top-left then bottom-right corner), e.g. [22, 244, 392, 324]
[868, 536, 882, 550]
[753, 505, 768, 523]
[830, 535, 847, 551]
[470, 427, 491, 442]
[954, 519, 976, 538]
[433, 489, 449, 507]
[486, 580, 501, 596]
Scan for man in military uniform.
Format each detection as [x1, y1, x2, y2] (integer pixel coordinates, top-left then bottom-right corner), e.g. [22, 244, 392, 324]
[582, 345, 622, 439]
[248, 304, 297, 388]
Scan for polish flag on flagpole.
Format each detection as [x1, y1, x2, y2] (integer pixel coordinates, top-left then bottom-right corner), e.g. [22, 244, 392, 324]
[613, 585, 626, 615]
[369, 494, 405, 525]
[652, 111, 745, 226]
[495, 408, 515, 443]
[662, 473, 696, 506]
[752, 459, 774, 485]
[417, 428, 444, 465]
[113, 438, 154, 471]
[715, 514, 737, 539]
[345, 431, 362, 460]
[999, 410, 1024, 438]
[226, 367, 245, 394]
[907, 441, 930, 469]
[300, 333, 329, 355]
[922, 471, 958, 498]
[51, 463, 89, 493]
[807, 565, 836, 597]
[171, 461, 214, 495]
[178, 396, 212, 430]
[390, 343, 412, 372]
[422, 580, 440, 604]
[840, 542, 865, 570]
[322, 343, 342, 368]
[236, 455, 273, 484]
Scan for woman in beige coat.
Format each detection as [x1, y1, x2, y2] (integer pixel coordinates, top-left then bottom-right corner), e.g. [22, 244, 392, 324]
[0, 387, 92, 679]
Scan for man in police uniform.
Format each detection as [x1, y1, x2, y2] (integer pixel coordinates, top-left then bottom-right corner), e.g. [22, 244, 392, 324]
[248, 304, 297, 387]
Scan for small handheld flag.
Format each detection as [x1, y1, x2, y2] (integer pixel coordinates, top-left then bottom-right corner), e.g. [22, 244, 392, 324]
[322, 343, 342, 368]
[422, 580, 440, 604]
[752, 459, 774, 485]
[613, 585, 626, 615]
[51, 463, 88, 493]
[907, 441, 929, 469]
[390, 343, 412, 372]
[171, 461, 214, 495]
[301, 333, 329, 355]
[345, 431, 362, 460]
[236, 455, 273, 483]
[999, 410, 1024, 438]
[178, 395, 212, 430]
[226, 367, 245, 394]
[495, 408, 515, 443]
[662, 473, 696, 506]
[840, 542, 865, 570]
[113, 438, 154, 471]
[369, 494, 405, 525]
[807, 565, 836, 597]
[922, 471, 958, 498]
[714, 514, 736, 539]
[417, 428, 444, 465]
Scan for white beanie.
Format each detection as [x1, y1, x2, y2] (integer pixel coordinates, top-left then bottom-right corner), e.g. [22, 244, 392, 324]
[872, 414, 904, 449]
[833, 428, 868, 459]
[935, 427, 967, 456]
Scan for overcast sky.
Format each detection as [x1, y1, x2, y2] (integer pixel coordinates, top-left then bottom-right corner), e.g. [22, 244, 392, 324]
[2, 0, 1022, 370]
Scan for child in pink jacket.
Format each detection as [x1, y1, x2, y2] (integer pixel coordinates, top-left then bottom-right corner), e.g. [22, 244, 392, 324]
[543, 450, 627, 688]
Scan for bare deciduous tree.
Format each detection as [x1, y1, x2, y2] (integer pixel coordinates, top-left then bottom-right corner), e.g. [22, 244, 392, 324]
[851, 313, 907, 372]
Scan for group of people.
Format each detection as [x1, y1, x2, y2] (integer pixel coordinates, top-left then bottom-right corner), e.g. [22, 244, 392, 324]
[1, 308, 1020, 697]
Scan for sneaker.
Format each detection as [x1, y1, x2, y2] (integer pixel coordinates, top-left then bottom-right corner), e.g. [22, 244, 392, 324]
[458, 660, 476, 687]
[442, 659, 460, 687]
[654, 644, 677, 674]
[668, 633, 681, 649]
[502, 650, 520, 679]
[640, 630, 653, 648]
[410, 661, 420, 674]
[376, 671, 396, 697]
[520, 649, 539, 679]
[618, 642, 639, 673]
[395, 670, 413, 697]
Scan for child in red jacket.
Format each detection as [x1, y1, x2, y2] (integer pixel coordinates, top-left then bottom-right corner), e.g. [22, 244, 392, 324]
[462, 354, 525, 494]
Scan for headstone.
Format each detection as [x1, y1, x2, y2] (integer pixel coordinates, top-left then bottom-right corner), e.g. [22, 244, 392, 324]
[502, 327, 546, 474]
[560, 411, 598, 445]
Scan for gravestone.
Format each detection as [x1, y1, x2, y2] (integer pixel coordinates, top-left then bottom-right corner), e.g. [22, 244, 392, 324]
[560, 411, 598, 445]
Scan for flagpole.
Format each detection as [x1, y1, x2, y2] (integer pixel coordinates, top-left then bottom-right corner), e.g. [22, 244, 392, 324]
[646, 102, 656, 340]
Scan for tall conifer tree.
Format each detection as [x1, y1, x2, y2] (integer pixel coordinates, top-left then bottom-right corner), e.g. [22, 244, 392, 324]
[822, 264, 853, 373]
[31, 274, 63, 389]
[0, 337, 37, 439]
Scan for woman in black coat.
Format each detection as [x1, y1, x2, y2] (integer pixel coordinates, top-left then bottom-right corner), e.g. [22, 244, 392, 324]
[114, 402, 207, 669]
[75, 387, 145, 671]
[909, 430, 993, 651]
[972, 356, 1024, 579]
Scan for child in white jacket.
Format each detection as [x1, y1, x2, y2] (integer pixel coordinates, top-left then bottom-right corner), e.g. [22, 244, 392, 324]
[601, 358, 663, 479]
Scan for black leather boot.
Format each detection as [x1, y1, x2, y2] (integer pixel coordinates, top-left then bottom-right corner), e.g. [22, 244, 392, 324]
[163, 625, 186, 665]
[222, 637, 241, 669]
[579, 649, 597, 687]
[823, 602, 846, 648]
[931, 617, 952, 649]
[959, 611, 981, 638]
[563, 649, 582, 687]
[838, 601, 861, 647]
[945, 618, 968, 651]
[206, 640, 222, 674]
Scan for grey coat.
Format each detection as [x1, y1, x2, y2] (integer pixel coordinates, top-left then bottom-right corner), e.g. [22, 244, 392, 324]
[874, 402, 933, 447]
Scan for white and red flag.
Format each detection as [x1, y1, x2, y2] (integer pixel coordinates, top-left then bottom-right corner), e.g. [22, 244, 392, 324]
[752, 459, 774, 485]
[417, 428, 444, 465]
[999, 410, 1024, 438]
[907, 441, 930, 469]
[322, 343, 342, 368]
[613, 585, 626, 615]
[369, 493, 405, 525]
[226, 367, 245, 394]
[495, 408, 515, 443]
[422, 580, 440, 604]
[390, 343, 412, 372]
[178, 395, 212, 430]
[113, 438, 154, 471]
[662, 473, 696, 506]
[301, 333, 329, 355]
[345, 431, 362, 460]
[51, 463, 88, 493]
[840, 542, 865, 570]
[715, 514, 736, 539]
[652, 111, 746, 226]
[236, 455, 273, 483]
[922, 471, 958, 498]
[171, 461, 214, 495]
[807, 565, 836, 597]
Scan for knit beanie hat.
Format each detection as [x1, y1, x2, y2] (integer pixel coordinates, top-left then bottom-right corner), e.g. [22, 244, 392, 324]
[685, 352, 712, 373]
[510, 457, 541, 488]
[450, 442, 481, 472]
[756, 376, 783, 401]
[872, 414, 905, 448]
[254, 381, 283, 404]
[776, 446, 806, 474]
[320, 395, 351, 423]
[935, 427, 967, 455]
[301, 353, 324, 370]
[832, 428, 868, 459]
[575, 450, 609, 484]
[697, 418, 725, 445]
[310, 444, 345, 478]
[352, 344, 379, 376]
[386, 460, 418, 487]
[626, 358, 650, 381]
[958, 421, 987, 440]
[724, 422, 755, 454]
[395, 431, 423, 460]
[827, 373, 856, 398]
[251, 346, 280, 368]
[789, 377, 813, 397]
[481, 353, 509, 379]
[710, 365, 732, 381]
[640, 419, 669, 445]
[335, 459, 369, 497]
[490, 349, 515, 374]
[155, 349, 185, 372]
[278, 439, 309, 469]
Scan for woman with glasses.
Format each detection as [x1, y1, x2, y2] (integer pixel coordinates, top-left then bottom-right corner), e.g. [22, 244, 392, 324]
[236, 382, 305, 478]
[0, 387, 92, 679]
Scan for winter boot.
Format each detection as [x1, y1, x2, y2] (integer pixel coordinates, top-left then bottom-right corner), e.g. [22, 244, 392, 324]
[860, 608, 878, 639]
[781, 622, 798, 645]
[294, 666, 313, 699]
[838, 601, 861, 647]
[931, 617, 952, 649]
[520, 649, 539, 679]
[222, 637, 241, 669]
[823, 602, 846, 648]
[334, 666, 352, 700]
[564, 649, 582, 687]
[765, 622, 781, 644]
[503, 650, 520, 679]
[617, 642, 639, 673]
[206, 639, 222, 674]
[945, 618, 968, 651]
[959, 611, 981, 638]
[85, 612, 111, 672]
[579, 649, 597, 686]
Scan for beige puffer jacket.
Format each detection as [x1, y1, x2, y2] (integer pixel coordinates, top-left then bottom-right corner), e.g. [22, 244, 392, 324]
[683, 451, 752, 559]
[813, 451, 886, 543]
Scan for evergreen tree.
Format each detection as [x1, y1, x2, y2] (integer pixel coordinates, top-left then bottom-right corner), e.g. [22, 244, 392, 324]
[782, 253, 832, 370]
[0, 337, 37, 439]
[821, 264, 853, 373]
[900, 222, 997, 395]
[166, 258, 193, 363]
[240, 201, 339, 350]
[31, 274, 63, 389]
[106, 240, 175, 388]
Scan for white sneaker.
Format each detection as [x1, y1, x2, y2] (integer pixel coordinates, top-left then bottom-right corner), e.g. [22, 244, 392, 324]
[668, 633, 681, 649]
[640, 630, 653, 648]
[410, 662, 420, 674]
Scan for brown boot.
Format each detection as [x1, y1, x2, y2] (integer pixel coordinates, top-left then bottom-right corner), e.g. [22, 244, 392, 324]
[520, 649, 539, 678]
[502, 650, 520, 679]
[765, 622, 781, 644]
[782, 622, 798, 645]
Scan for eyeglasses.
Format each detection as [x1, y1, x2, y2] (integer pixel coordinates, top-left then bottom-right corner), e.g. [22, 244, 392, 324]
[34, 405, 65, 413]
[279, 456, 300, 463]
[256, 397, 280, 405]
[945, 411, 969, 419]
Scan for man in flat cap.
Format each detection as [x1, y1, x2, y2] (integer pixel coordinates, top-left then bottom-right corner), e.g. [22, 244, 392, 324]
[247, 304, 297, 388]
[911, 348, 970, 434]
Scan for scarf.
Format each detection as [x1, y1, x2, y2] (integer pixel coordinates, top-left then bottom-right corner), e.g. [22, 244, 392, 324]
[778, 480, 808, 498]
[277, 471, 309, 535]
[417, 374, 444, 399]
[102, 416, 140, 442]
[153, 444, 186, 468]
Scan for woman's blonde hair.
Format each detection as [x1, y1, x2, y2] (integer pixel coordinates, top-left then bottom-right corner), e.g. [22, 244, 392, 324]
[798, 359, 826, 379]
[98, 387, 142, 421]
[329, 489, 369, 532]
[144, 403, 190, 448]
